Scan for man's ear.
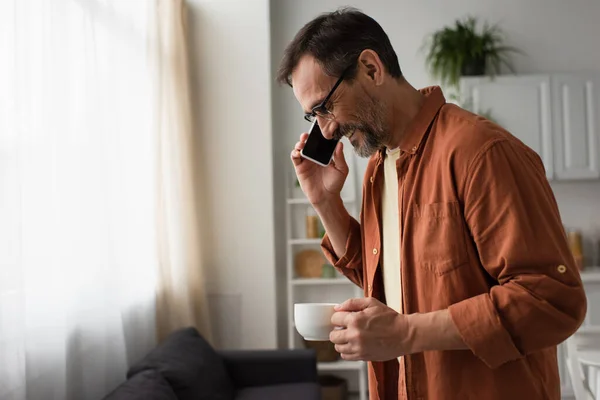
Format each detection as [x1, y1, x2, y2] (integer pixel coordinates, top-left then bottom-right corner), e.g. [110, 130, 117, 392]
[357, 49, 385, 85]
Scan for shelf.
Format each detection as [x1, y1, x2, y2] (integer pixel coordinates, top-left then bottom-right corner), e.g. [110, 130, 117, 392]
[286, 197, 355, 205]
[292, 278, 350, 285]
[318, 360, 365, 371]
[287, 198, 311, 204]
[288, 238, 322, 245]
[581, 267, 600, 283]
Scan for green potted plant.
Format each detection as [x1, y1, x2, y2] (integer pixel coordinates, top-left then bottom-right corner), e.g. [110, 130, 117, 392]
[423, 16, 522, 91]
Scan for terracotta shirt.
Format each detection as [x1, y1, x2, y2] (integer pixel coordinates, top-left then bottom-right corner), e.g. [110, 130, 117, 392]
[321, 86, 587, 400]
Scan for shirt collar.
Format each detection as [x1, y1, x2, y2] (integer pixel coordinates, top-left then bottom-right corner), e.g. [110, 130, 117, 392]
[376, 86, 446, 162]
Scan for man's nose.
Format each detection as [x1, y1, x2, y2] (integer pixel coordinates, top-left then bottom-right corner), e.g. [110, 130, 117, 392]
[317, 117, 337, 140]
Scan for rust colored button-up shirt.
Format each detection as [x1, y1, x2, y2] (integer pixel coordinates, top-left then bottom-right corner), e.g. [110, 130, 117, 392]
[321, 86, 587, 400]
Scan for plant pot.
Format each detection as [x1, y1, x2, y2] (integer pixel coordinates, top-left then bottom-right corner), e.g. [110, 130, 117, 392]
[461, 57, 486, 76]
[319, 375, 348, 400]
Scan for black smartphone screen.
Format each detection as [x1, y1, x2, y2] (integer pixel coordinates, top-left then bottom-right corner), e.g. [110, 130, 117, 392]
[301, 121, 339, 166]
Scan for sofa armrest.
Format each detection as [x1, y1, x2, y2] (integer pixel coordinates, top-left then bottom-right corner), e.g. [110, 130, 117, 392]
[218, 349, 318, 389]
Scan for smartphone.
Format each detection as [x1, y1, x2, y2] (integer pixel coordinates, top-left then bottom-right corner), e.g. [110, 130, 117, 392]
[300, 121, 339, 167]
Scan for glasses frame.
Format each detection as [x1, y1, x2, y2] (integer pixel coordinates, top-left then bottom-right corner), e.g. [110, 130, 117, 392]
[303, 65, 352, 123]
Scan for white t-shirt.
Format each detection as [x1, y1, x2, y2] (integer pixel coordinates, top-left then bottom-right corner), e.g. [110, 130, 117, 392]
[382, 147, 402, 315]
[382, 147, 402, 362]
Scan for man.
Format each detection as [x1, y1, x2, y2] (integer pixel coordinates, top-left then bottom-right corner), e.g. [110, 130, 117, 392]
[277, 7, 587, 400]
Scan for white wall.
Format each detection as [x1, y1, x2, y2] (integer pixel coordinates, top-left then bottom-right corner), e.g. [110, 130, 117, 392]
[271, 0, 600, 345]
[187, 0, 277, 349]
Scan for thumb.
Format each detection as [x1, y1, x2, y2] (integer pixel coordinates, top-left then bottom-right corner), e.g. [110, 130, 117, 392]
[335, 297, 370, 312]
[331, 141, 348, 172]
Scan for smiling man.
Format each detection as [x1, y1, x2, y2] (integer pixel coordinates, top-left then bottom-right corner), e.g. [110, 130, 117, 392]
[277, 7, 587, 400]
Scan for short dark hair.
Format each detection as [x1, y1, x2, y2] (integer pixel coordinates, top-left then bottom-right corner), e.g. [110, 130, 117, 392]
[276, 7, 402, 86]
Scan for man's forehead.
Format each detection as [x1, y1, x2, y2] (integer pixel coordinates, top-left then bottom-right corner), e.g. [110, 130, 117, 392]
[291, 55, 333, 111]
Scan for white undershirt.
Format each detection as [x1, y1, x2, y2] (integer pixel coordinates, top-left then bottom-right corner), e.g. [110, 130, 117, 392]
[382, 147, 402, 362]
[382, 147, 402, 315]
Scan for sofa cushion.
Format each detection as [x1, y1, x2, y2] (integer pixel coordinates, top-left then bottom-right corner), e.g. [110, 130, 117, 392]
[234, 382, 320, 400]
[128, 327, 234, 400]
[103, 370, 178, 400]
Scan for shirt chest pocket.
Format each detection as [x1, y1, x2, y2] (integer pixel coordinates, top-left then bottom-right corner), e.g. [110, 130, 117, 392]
[411, 201, 469, 275]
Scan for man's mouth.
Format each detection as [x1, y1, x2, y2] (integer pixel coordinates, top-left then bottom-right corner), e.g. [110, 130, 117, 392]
[344, 128, 356, 140]
[335, 126, 358, 142]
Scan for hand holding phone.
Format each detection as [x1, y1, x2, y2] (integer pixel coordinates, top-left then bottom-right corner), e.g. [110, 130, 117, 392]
[290, 121, 348, 206]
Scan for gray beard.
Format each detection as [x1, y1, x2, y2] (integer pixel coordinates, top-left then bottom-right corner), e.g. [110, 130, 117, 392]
[337, 97, 389, 158]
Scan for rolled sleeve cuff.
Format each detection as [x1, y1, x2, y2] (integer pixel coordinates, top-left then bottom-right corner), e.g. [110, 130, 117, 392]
[320, 217, 362, 270]
[448, 294, 522, 369]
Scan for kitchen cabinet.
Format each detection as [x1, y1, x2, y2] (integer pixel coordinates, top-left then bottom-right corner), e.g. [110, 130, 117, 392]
[460, 75, 553, 179]
[460, 74, 600, 181]
[552, 75, 600, 179]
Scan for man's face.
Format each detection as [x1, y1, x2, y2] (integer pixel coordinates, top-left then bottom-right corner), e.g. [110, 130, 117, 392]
[291, 55, 390, 158]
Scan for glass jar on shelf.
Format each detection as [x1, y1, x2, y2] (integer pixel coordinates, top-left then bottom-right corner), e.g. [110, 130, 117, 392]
[305, 207, 319, 239]
[566, 229, 584, 271]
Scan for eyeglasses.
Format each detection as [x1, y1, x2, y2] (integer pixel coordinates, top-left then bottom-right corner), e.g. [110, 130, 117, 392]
[303, 65, 351, 123]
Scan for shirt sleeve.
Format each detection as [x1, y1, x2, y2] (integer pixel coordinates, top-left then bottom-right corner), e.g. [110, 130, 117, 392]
[448, 139, 587, 369]
[321, 216, 364, 288]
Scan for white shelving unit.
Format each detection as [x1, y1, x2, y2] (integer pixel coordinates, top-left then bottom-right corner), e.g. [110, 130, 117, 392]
[317, 360, 365, 371]
[283, 141, 368, 400]
[292, 278, 351, 285]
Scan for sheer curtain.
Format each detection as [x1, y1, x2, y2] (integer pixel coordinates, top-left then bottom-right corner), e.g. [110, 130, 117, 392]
[0, 0, 158, 399]
[152, 0, 212, 343]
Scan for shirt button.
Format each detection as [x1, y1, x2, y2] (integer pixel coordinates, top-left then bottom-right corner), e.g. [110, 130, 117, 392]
[367, 284, 372, 292]
[557, 265, 567, 273]
[412, 146, 417, 151]
[370, 176, 374, 183]
[372, 248, 378, 255]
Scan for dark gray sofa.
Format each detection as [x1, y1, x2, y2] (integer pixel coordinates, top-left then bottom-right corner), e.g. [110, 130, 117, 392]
[103, 327, 320, 400]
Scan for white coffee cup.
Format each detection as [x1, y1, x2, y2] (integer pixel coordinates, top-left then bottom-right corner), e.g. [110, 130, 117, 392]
[294, 303, 338, 341]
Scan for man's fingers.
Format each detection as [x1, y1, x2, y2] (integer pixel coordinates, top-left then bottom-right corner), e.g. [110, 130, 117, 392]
[334, 343, 354, 354]
[291, 149, 303, 166]
[339, 352, 360, 361]
[332, 332, 362, 361]
[331, 141, 347, 172]
[294, 133, 309, 151]
[291, 133, 309, 165]
[331, 311, 352, 327]
[335, 297, 371, 312]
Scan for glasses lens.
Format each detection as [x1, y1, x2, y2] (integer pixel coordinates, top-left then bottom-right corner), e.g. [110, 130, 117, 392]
[316, 109, 334, 121]
[304, 107, 334, 123]
[317, 111, 334, 121]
